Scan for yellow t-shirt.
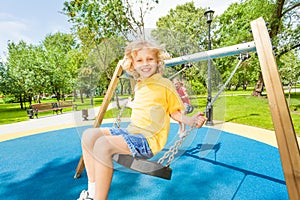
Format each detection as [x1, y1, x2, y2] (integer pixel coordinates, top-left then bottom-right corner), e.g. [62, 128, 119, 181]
[127, 74, 184, 155]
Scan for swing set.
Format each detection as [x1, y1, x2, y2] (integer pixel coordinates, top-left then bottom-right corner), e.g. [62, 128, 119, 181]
[74, 18, 300, 199]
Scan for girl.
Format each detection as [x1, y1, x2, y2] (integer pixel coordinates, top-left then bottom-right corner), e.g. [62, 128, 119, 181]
[173, 78, 194, 114]
[78, 40, 206, 200]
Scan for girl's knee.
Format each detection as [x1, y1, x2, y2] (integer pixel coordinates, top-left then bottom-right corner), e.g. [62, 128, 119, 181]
[93, 137, 115, 166]
[81, 128, 103, 149]
[93, 137, 115, 157]
[82, 128, 93, 143]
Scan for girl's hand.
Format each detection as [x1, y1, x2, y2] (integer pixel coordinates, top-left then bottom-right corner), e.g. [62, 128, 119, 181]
[170, 111, 207, 128]
[191, 112, 207, 128]
[126, 97, 134, 108]
[120, 56, 132, 71]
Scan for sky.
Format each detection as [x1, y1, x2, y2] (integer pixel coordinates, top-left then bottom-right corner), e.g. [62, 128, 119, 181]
[0, 0, 239, 61]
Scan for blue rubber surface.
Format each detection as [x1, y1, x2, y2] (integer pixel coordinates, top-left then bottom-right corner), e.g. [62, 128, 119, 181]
[0, 123, 288, 199]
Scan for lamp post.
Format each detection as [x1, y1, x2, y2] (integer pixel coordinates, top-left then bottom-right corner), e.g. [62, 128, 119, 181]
[204, 8, 214, 126]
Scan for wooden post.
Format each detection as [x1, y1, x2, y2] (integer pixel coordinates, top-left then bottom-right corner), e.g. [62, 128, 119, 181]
[74, 62, 123, 178]
[251, 17, 300, 199]
[93, 63, 123, 128]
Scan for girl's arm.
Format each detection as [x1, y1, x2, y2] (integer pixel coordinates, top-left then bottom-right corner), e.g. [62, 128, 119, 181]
[170, 111, 206, 128]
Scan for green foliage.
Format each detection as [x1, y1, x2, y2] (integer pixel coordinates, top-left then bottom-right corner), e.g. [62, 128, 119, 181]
[215, 0, 274, 45]
[74, 36, 126, 103]
[63, 0, 129, 39]
[213, 0, 274, 90]
[63, 0, 158, 41]
[62, 0, 160, 105]
[42, 33, 78, 100]
[154, 2, 207, 55]
[2, 33, 78, 107]
[5, 41, 43, 103]
[153, 2, 209, 95]
[1, 95, 17, 103]
[213, 0, 300, 91]
[278, 49, 300, 85]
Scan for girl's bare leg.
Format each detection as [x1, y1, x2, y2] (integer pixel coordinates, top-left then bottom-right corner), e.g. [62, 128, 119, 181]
[93, 135, 131, 200]
[81, 128, 111, 183]
[81, 128, 131, 200]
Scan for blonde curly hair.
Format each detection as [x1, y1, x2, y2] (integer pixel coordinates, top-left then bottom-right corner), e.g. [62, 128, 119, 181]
[120, 40, 170, 80]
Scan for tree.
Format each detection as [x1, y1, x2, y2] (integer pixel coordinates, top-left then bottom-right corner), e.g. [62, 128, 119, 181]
[153, 2, 210, 95]
[155, 2, 207, 54]
[62, 0, 159, 106]
[5, 41, 45, 108]
[278, 50, 300, 106]
[42, 32, 77, 101]
[214, 0, 300, 96]
[2, 33, 78, 109]
[62, 0, 160, 82]
[65, 47, 86, 102]
[63, 0, 158, 41]
[269, 0, 300, 56]
[0, 61, 12, 100]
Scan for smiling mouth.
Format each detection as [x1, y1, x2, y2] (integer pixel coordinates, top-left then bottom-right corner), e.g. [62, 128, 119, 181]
[141, 67, 151, 72]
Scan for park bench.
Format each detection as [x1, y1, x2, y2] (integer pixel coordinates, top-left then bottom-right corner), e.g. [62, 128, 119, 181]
[27, 102, 62, 119]
[58, 100, 77, 110]
[27, 100, 77, 119]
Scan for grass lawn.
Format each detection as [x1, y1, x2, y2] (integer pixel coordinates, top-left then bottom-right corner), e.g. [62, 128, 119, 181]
[0, 103, 29, 125]
[0, 97, 104, 125]
[216, 93, 300, 135]
[0, 91, 299, 136]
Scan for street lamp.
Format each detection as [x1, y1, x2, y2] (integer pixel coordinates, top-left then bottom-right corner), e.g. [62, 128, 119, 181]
[204, 8, 214, 126]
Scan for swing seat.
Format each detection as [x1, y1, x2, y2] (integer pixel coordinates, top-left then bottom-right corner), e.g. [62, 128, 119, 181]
[112, 154, 172, 180]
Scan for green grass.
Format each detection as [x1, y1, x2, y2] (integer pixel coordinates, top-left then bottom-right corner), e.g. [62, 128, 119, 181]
[182, 91, 300, 136]
[0, 103, 29, 124]
[0, 97, 104, 124]
[216, 95, 274, 128]
[0, 92, 299, 136]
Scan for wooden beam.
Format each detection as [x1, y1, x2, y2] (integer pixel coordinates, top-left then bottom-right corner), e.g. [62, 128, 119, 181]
[251, 17, 300, 199]
[93, 63, 123, 128]
[74, 62, 123, 178]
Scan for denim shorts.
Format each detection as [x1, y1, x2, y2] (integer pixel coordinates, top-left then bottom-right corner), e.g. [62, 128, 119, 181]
[109, 128, 153, 159]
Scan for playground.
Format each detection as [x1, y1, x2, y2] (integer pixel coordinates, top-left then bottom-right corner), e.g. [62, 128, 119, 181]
[0, 110, 289, 199]
[0, 18, 299, 199]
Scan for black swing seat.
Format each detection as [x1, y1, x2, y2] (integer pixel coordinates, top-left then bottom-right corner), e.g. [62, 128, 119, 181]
[112, 154, 172, 180]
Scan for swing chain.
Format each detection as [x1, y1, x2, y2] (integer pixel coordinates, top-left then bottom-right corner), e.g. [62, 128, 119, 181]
[157, 124, 196, 167]
[113, 97, 197, 167]
[113, 101, 128, 128]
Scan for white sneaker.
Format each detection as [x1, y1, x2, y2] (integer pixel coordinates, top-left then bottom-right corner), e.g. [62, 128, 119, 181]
[77, 190, 94, 200]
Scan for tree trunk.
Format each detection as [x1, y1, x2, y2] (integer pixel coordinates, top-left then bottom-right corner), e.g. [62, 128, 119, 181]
[269, 0, 284, 38]
[243, 80, 248, 90]
[287, 81, 291, 107]
[28, 94, 32, 105]
[37, 95, 41, 103]
[251, 72, 264, 97]
[80, 90, 84, 103]
[90, 92, 94, 106]
[19, 94, 24, 109]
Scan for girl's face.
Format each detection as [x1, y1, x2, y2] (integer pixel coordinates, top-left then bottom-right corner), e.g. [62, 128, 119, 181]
[173, 79, 181, 89]
[133, 48, 159, 79]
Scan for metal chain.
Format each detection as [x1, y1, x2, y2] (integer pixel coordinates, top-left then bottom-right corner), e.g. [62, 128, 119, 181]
[112, 101, 128, 128]
[157, 124, 196, 167]
[113, 98, 196, 167]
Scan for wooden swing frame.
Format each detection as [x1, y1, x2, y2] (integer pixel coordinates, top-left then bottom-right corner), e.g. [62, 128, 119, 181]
[74, 17, 299, 199]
